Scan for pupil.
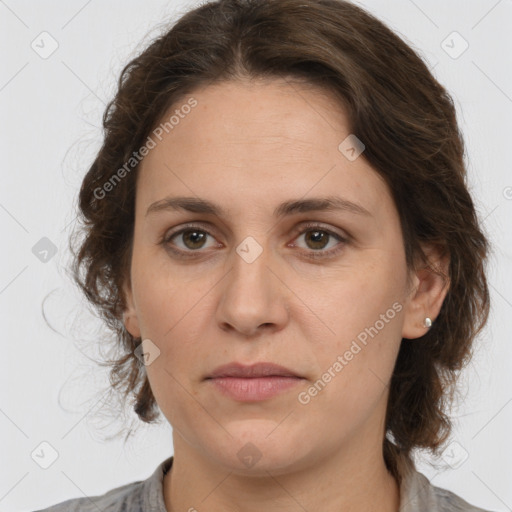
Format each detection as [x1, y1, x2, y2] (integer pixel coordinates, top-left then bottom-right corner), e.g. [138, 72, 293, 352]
[185, 231, 205, 249]
[308, 230, 327, 249]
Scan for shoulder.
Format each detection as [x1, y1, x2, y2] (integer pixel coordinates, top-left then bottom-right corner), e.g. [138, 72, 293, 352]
[33, 479, 146, 512]
[33, 479, 144, 512]
[33, 456, 172, 512]
[428, 478, 496, 512]
[401, 467, 496, 512]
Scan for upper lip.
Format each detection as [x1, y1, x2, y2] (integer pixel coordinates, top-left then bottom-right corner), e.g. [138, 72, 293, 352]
[207, 362, 301, 379]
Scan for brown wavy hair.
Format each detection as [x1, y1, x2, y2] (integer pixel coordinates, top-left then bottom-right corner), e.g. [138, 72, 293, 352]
[69, 0, 490, 481]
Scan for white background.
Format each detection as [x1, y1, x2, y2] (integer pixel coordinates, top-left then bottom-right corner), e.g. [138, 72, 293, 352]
[1, 0, 511, 510]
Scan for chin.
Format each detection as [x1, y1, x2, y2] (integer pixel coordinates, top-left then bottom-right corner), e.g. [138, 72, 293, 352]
[203, 424, 313, 475]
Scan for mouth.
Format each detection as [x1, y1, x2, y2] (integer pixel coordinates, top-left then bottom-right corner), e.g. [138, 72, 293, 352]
[205, 362, 304, 401]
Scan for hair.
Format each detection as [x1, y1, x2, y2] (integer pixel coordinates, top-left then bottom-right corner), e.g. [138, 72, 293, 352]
[69, 0, 490, 483]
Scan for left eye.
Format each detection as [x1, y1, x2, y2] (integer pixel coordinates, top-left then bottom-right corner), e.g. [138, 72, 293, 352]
[292, 227, 343, 252]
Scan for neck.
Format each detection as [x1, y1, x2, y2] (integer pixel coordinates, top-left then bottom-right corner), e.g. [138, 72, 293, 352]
[163, 437, 400, 512]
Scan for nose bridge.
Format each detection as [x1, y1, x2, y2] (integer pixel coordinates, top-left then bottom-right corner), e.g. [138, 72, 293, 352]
[216, 235, 287, 335]
[230, 235, 273, 303]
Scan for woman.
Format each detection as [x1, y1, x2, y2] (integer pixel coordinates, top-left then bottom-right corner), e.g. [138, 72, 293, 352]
[36, 0, 493, 510]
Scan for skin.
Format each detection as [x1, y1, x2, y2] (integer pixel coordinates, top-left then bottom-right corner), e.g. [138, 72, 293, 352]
[122, 78, 449, 512]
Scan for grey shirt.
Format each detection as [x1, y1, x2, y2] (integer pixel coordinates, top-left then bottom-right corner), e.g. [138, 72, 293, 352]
[34, 456, 494, 512]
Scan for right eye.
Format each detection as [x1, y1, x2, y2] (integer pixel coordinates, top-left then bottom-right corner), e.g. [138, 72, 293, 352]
[160, 224, 222, 258]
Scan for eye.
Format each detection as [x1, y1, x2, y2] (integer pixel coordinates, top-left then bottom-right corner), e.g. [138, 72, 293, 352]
[160, 222, 348, 260]
[162, 225, 219, 256]
[289, 222, 348, 260]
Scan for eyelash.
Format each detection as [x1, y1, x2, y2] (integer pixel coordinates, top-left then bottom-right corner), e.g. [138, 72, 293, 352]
[159, 222, 349, 261]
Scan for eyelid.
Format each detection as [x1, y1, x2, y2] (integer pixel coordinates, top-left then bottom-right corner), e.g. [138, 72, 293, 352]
[289, 221, 349, 242]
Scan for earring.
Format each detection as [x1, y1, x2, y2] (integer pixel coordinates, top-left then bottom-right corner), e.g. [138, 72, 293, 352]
[423, 317, 432, 328]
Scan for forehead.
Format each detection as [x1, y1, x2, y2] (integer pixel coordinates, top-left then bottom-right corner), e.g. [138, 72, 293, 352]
[136, 79, 392, 220]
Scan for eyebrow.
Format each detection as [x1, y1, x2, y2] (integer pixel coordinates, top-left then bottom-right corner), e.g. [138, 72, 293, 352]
[145, 195, 372, 218]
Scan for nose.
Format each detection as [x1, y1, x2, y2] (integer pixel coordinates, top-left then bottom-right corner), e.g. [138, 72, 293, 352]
[215, 242, 290, 338]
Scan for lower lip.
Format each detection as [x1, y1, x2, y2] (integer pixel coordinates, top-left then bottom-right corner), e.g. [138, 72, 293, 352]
[207, 376, 303, 401]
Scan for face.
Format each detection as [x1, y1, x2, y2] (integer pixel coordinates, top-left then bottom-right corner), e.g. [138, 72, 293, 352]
[123, 78, 445, 475]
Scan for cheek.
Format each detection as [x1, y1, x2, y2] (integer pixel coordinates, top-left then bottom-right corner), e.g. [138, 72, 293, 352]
[309, 256, 404, 345]
[130, 251, 197, 338]
[298, 319, 402, 442]
[299, 257, 404, 412]
[144, 329, 212, 438]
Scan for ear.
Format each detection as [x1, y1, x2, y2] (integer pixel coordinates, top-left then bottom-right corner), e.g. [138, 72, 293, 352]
[122, 278, 141, 339]
[401, 244, 450, 340]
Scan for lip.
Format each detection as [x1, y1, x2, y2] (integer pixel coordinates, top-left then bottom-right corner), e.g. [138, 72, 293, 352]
[208, 376, 302, 401]
[205, 362, 304, 402]
[206, 362, 301, 379]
